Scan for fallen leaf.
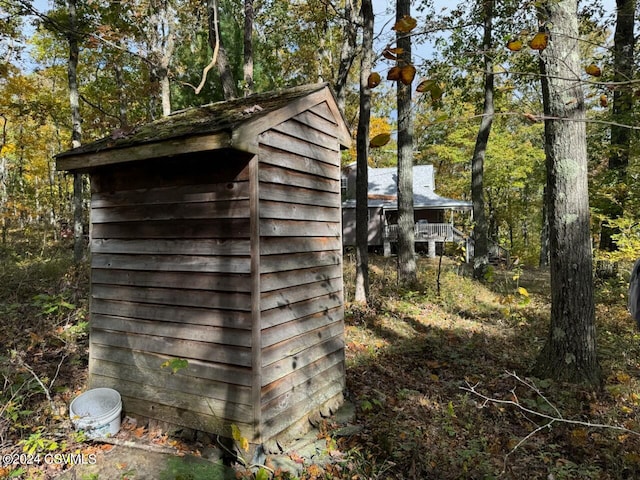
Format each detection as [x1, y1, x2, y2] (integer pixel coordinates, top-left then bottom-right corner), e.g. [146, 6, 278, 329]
[600, 94, 608, 107]
[369, 133, 391, 148]
[387, 66, 401, 81]
[399, 65, 416, 85]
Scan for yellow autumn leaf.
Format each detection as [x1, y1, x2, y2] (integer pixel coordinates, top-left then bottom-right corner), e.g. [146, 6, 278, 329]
[367, 72, 381, 88]
[399, 64, 416, 85]
[392, 15, 417, 33]
[585, 63, 602, 77]
[387, 65, 401, 81]
[506, 39, 523, 52]
[528, 31, 549, 51]
[600, 94, 608, 107]
[231, 424, 249, 452]
[616, 371, 632, 384]
[517, 286, 529, 297]
[369, 133, 391, 148]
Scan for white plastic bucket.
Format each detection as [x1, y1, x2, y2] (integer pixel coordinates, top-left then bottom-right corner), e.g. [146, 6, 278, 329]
[69, 388, 122, 439]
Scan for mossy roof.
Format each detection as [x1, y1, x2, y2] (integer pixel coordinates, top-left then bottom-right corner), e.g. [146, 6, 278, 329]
[56, 83, 350, 171]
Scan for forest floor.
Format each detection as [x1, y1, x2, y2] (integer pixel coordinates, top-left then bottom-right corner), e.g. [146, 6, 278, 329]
[1, 241, 640, 479]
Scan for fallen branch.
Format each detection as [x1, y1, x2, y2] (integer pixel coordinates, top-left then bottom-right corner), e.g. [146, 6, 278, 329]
[460, 371, 640, 473]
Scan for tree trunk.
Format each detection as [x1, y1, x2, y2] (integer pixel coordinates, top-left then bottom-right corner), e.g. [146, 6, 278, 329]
[354, 0, 373, 304]
[599, 0, 635, 251]
[533, 0, 601, 386]
[67, 0, 84, 263]
[149, 0, 174, 116]
[208, 0, 237, 100]
[334, 0, 358, 112]
[471, 0, 494, 280]
[396, 0, 416, 287]
[539, 186, 549, 267]
[243, 0, 254, 96]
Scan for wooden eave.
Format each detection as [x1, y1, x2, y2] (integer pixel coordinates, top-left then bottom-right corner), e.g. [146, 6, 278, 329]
[56, 83, 351, 173]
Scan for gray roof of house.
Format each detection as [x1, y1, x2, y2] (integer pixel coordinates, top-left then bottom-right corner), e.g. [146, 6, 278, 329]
[343, 164, 471, 210]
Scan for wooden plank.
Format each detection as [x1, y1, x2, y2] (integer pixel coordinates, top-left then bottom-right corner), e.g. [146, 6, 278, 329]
[261, 379, 344, 435]
[260, 278, 342, 311]
[57, 133, 233, 171]
[260, 237, 341, 256]
[91, 219, 251, 239]
[91, 344, 253, 386]
[310, 102, 338, 125]
[261, 293, 343, 328]
[88, 374, 253, 425]
[260, 266, 341, 293]
[260, 349, 344, 404]
[261, 366, 344, 423]
[261, 322, 344, 367]
[91, 330, 253, 367]
[292, 110, 339, 137]
[261, 334, 344, 385]
[259, 200, 339, 223]
[259, 164, 340, 194]
[92, 284, 252, 311]
[91, 298, 253, 330]
[259, 183, 339, 208]
[91, 199, 250, 223]
[90, 153, 251, 193]
[261, 307, 343, 348]
[91, 238, 251, 256]
[258, 146, 340, 180]
[92, 358, 253, 406]
[91, 269, 252, 292]
[92, 314, 252, 347]
[249, 154, 263, 444]
[259, 130, 338, 164]
[260, 251, 341, 273]
[259, 219, 340, 238]
[91, 253, 251, 273]
[91, 181, 250, 208]
[269, 121, 339, 158]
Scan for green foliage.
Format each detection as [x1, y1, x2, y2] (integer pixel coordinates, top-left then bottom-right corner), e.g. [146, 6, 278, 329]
[160, 358, 189, 374]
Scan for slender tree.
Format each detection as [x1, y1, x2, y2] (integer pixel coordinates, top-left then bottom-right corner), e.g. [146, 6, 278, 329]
[243, 0, 254, 96]
[471, 0, 494, 280]
[208, 0, 237, 100]
[355, 0, 373, 304]
[599, 0, 635, 251]
[396, 0, 416, 286]
[334, 0, 359, 112]
[533, 0, 601, 385]
[66, 0, 84, 263]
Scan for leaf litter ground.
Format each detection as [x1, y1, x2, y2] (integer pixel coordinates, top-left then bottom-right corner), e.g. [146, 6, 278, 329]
[2, 249, 640, 479]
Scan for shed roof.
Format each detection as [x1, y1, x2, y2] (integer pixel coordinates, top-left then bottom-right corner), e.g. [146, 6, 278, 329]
[57, 83, 351, 172]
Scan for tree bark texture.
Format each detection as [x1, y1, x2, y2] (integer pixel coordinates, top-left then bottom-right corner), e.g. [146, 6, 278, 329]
[600, 0, 635, 251]
[396, 0, 416, 286]
[243, 0, 254, 96]
[148, 0, 174, 116]
[471, 0, 494, 280]
[67, 0, 84, 263]
[208, 0, 237, 100]
[334, 0, 358, 112]
[533, 0, 601, 385]
[354, 0, 373, 304]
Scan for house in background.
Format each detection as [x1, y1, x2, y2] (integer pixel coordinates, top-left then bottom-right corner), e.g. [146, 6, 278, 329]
[342, 163, 473, 258]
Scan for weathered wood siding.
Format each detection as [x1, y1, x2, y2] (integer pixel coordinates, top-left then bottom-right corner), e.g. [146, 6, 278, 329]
[88, 152, 256, 435]
[257, 102, 345, 441]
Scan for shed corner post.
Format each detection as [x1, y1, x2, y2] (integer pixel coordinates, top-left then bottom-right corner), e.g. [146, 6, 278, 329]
[249, 153, 263, 444]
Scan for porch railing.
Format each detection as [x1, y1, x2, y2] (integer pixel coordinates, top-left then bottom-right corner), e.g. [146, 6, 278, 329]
[384, 223, 462, 242]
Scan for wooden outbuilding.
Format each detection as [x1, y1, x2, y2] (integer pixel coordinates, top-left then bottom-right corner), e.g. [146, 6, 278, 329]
[56, 83, 350, 447]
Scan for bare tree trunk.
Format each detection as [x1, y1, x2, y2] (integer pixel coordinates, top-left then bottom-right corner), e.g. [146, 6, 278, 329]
[208, 0, 237, 100]
[334, 0, 358, 112]
[354, 0, 372, 304]
[471, 0, 494, 280]
[396, 0, 416, 286]
[533, 0, 601, 386]
[243, 0, 254, 96]
[67, 0, 84, 263]
[600, 0, 635, 251]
